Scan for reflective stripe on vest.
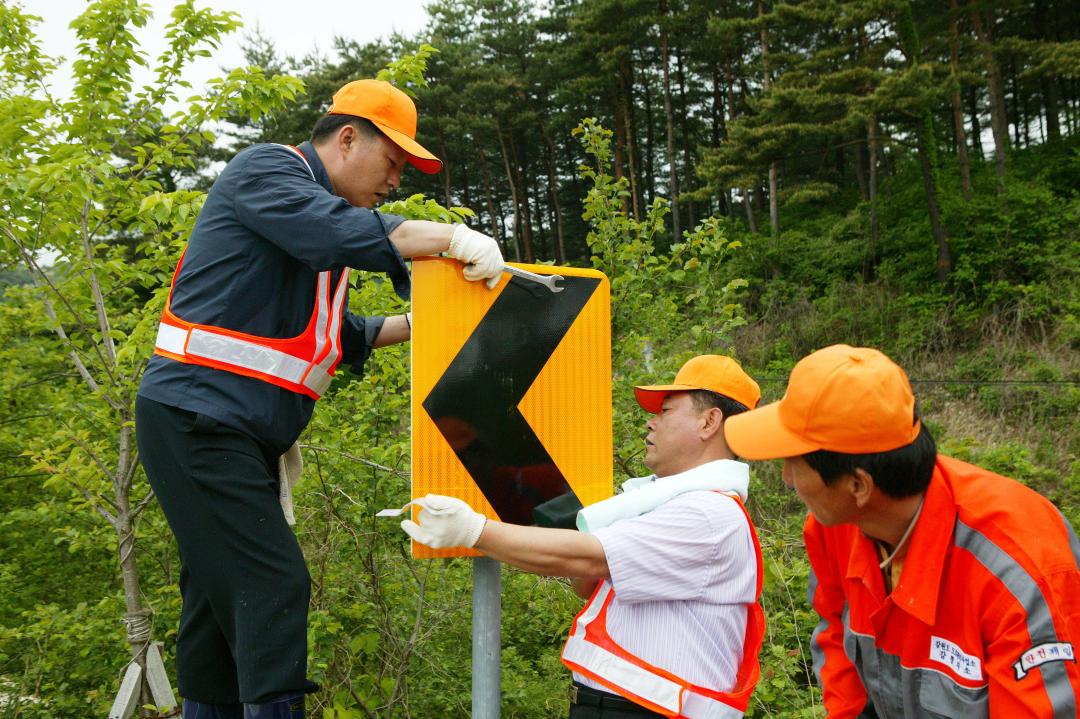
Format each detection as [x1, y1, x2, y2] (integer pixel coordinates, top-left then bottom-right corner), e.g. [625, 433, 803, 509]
[153, 145, 350, 400]
[561, 493, 765, 719]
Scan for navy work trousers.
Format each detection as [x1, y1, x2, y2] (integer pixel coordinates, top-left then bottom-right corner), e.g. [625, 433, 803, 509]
[136, 395, 316, 704]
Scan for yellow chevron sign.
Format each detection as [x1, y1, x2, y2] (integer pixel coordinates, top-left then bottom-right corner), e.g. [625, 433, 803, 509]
[410, 257, 612, 559]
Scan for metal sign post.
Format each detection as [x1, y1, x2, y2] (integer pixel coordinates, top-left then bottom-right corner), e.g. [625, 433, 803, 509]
[472, 557, 501, 719]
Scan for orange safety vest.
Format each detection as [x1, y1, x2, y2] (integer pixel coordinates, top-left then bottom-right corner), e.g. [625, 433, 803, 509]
[561, 493, 765, 719]
[154, 145, 350, 400]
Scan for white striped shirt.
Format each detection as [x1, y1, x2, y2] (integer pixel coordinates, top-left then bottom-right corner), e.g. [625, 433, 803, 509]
[578, 461, 758, 692]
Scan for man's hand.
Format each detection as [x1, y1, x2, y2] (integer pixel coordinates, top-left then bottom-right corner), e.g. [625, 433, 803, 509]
[401, 494, 487, 548]
[447, 225, 504, 289]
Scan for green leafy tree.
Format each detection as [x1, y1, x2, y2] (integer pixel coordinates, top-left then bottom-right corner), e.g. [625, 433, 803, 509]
[0, 0, 301, 712]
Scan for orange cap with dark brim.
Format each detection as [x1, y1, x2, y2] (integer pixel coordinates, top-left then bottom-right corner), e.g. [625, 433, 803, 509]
[724, 344, 921, 460]
[634, 355, 761, 414]
[328, 79, 443, 174]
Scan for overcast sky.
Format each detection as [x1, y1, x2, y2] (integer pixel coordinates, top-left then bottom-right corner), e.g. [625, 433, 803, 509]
[30, 0, 433, 101]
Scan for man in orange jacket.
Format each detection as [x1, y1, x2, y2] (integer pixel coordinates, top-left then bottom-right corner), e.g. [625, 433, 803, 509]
[724, 344, 1080, 717]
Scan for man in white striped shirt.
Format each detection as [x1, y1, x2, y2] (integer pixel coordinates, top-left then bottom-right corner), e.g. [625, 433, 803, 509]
[402, 355, 765, 718]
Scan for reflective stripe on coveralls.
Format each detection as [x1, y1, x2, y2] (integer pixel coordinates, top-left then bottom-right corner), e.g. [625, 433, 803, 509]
[561, 494, 765, 718]
[154, 145, 351, 400]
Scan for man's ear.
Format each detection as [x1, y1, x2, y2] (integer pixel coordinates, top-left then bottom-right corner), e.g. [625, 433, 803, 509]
[849, 468, 875, 508]
[700, 407, 724, 440]
[337, 123, 358, 152]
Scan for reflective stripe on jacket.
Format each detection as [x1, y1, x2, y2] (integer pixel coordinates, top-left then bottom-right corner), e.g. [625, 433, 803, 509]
[154, 146, 350, 400]
[807, 455, 1080, 718]
[561, 493, 765, 718]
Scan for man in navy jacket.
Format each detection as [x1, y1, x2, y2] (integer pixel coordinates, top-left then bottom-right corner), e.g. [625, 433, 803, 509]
[137, 79, 503, 718]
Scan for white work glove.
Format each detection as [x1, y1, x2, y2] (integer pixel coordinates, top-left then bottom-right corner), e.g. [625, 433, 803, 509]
[447, 224, 504, 289]
[400, 494, 487, 549]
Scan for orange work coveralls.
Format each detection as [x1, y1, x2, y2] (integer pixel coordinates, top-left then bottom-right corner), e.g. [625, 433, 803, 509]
[806, 455, 1080, 717]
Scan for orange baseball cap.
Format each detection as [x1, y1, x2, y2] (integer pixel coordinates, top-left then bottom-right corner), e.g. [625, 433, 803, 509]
[328, 79, 442, 174]
[724, 345, 921, 459]
[635, 355, 761, 414]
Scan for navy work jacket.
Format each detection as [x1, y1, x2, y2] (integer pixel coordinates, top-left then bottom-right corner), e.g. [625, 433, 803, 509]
[138, 141, 407, 454]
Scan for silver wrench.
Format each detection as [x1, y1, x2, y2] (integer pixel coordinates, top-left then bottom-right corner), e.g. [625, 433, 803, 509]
[503, 265, 564, 293]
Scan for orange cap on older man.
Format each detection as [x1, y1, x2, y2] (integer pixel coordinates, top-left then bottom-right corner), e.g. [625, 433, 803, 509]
[724, 344, 921, 460]
[634, 355, 761, 414]
[328, 79, 442, 174]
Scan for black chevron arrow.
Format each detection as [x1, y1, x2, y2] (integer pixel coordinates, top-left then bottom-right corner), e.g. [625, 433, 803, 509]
[423, 275, 600, 525]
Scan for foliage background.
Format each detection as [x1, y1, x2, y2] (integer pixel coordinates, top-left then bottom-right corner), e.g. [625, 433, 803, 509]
[1, 0, 1078, 717]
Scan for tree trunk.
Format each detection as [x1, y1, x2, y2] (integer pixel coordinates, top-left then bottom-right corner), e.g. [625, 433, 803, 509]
[644, 70, 655, 208]
[676, 49, 695, 231]
[1009, 56, 1025, 148]
[531, 185, 548, 259]
[767, 165, 779, 234]
[1069, 79, 1077, 134]
[864, 115, 880, 280]
[660, 0, 680, 241]
[899, 0, 951, 282]
[758, 0, 779, 240]
[724, 55, 738, 143]
[476, 147, 505, 255]
[612, 84, 630, 216]
[915, 117, 952, 283]
[722, 54, 738, 222]
[711, 60, 725, 146]
[971, 9, 1008, 190]
[508, 129, 534, 263]
[948, 0, 973, 199]
[621, 64, 642, 223]
[627, 66, 647, 220]
[460, 156, 471, 211]
[853, 137, 868, 201]
[742, 189, 757, 234]
[114, 418, 158, 712]
[538, 119, 566, 263]
[724, 54, 757, 234]
[496, 124, 523, 262]
[1039, 89, 1054, 147]
[967, 86, 984, 159]
[1043, 74, 1062, 141]
[1070, 78, 1077, 134]
[438, 139, 452, 208]
[711, 60, 734, 219]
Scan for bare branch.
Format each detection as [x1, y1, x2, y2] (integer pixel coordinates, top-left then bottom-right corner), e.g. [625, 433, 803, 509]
[131, 489, 157, 520]
[12, 372, 80, 390]
[69, 433, 118, 485]
[396, 541, 426, 586]
[68, 481, 119, 528]
[1, 223, 116, 391]
[80, 200, 118, 367]
[332, 486, 364, 507]
[384, 560, 433, 708]
[0, 413, 54, 427]
[300, 444, 407, 477]
[40, 296, 102, 395]
[117, 424, 136, 495]
[121, 447, 142, 497]
[345, 688, 378, 719]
